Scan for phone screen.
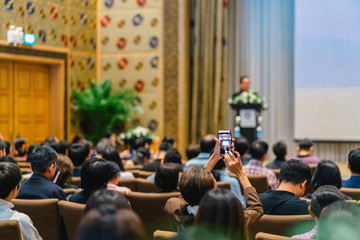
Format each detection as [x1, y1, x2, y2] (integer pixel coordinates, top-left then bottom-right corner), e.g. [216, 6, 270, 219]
[218, 130, 232, 153]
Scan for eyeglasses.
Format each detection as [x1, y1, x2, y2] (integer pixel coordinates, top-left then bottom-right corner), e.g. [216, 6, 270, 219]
[18, 178, 25, 186]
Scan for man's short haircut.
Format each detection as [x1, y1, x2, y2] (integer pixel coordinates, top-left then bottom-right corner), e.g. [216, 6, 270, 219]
[348, 148, 360, 174]
[27, 144, 39, 162]
[159, 142, 173, 152]
[28, 145, 58, 174]
[298, 138, 314, 150]
[155, 163, 180, 192]
[14, 137, 25, 152]
[84, 189, 130, 213]
[96, 138, 114, 155]
[57, 140, 71, 155]
[234, 137, 249, 156]
[273, 141, 287, 160]
[134, 138, 147, 150]
[186, 144, 200, 160]
[0, 162, 22, 199]
[311, 185, 346, 218]
[279, 160, 311, 185]
[164, 149, 182, 165]
[81, 158, 113, 191]
[239, 75, 249, 84]
[200, 135, 216, 153]
[179, 166, 215, 206]
[250, 140, 268, 160]
[69, 143, 90, 167]
[0, 141, 7, 153]
[162, 136, 175, 146]
[0, 156, 17, 165]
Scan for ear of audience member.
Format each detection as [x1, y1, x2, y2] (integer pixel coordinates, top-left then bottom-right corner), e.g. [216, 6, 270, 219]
[69, 143, 90, 167]
[311, 160, 342, 190]
[84, 189, 130, 213]
[186, 144, 200, 160]
[155, 163, 180, 193]
[0, 156, 17, 165]
[55, 154, 78, 189]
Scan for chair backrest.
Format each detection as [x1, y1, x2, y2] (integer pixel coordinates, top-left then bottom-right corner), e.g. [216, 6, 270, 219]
[215, 181, 231, 190]
[271, 169, 280, 179]
[248, 214, 314, 239]
[69, 177, 81, 188]
[255, 232, 311, 240]
[12, 198, 62, 240]
[118, 178, 138, 192]
[340, 187, 360, 200]
[63, 188, 81, 196]
[58, 201, 86, 240]
[0, 220, 22, 240]
[17, 162, 31, 168]
[124, 165, 143, 171]
[248, 175, 269, 194]
[20, 168, 32, 174]
[131, 170, 155, 179]
[136, 178, 161, 193]
[309, 164, 317, 175]
[13, 156, 27, 162]
[153, 230, 177, 240]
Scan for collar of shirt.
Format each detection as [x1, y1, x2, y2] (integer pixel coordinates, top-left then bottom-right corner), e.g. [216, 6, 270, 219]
[0, 198, 14, 209]
[247, 159, 263, 167]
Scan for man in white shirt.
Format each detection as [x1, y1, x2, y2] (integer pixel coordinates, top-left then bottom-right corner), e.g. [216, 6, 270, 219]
[0, 162, 42, 240]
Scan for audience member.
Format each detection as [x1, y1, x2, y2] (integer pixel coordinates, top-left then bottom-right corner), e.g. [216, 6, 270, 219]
[57, 140, 71, 155]
[259, 160, 311, 215]
[102, 149, 134, 179]
[13, 137, 27, 157]
[234, 136, 251, 165]
[106, 161, 131, 194]
[186, 144, 200, 160]
[27, 144, 39, 162]
[162, 135, 176, 148]
[142, 141, 172, 172]
[185, 134, 216, 167]
[84, 189, 130, 213]
[55, 154, 78, 189]
[0, 141, 7, 157]
[72, 134, 85, 144]
[266, 141, 287, 169]
[147, 148, 182, 180]
[291, 138, 320, 164]
[0, 156, 17, 165]
[17, 145, 66, 200]
[244, 140, 278, 190]
[130, 147, 151, 166]
[105, 131, 117, 149]
[96, 137, 115, 155]
[68, 143, 90, 177]
[154, 163, 180, 193]
[0, 162, 42, 240]
[342, 148, 360, 188]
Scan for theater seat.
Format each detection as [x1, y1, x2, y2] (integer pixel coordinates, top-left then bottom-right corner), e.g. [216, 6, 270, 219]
[153, 230, 177, 240]
[247, 175, 269, 194]
[58, 201, 86, 240]
[0, 220, 22, 240]
[136, 178, 161, 193]
[255, 232, 312, 240]
[340, 187, 360, 200]
[215, 181, 231, 190]
[69, 177, 81, 188]
[118, 178, 138, 192]
[63, 188, 81, 196]
[131, 170, 155, 179]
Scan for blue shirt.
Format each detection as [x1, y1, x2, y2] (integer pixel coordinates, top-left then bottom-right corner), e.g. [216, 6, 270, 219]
[73, 168, 81, 177]
[342, 176, 360, 188]
[185, 153, 211, 168]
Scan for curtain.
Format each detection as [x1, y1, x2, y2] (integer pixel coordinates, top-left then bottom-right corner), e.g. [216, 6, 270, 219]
[189, 0, 229, 143]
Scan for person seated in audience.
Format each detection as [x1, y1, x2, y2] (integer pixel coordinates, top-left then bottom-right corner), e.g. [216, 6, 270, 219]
[243, 140, 278, 190]
[185, 134, 216, 167]
[26, 144, 39, 162]
[13, 137, 27, 157]
[0, 141, 7, 157]
[68, 143, 90, 177]
[76, 208, 144, 240]
[291, 138, 320, 164]
[17, 145, 66, 200]
[0, 162, 42, 240]
[0, 156, 17, 165]
[72, 134, 86, 144]
[147, 148, 183, 180]
[234, 136, 251, 165]
[102, 149, 134, 179]
[42, 136, 59, 146]
[162, 135, 177, 148]
[154, 163, 180, 193]
[126, 147, 151, 167]
[142, 141, 172, 172]
[84, 189, 130, 213]
[292, 185, 347, 239]
[96, 137, 115, 155]
[317, 201, 360, 240]
[342, 148, 360, 188]
[266, 141, 287, 169]
[54, 154, 78, 189]
[186, 144, 200, 160]
[105, 131, 117, 149]
[69, 158, 113, 204]
[56, 140, 71, 155]
[106, 161, 131, 195]
[259, 160, 311, 215]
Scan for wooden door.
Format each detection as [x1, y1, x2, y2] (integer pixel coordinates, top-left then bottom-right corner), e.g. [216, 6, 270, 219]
[0, 60, 14, 142]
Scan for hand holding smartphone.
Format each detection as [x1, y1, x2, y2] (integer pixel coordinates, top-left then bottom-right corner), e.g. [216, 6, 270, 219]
[218, 129, 232, 154]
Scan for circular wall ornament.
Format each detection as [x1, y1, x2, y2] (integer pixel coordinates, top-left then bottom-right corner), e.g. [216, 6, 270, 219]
[101, 15, 111, 27]
[133, 35, 141, 45]
[149, 36, 158, 48]
[151, 77, 159, 87]
[80, 12, 88, 25]
[117, 58, 129, 70]
[136, 0, 146, 7]
[134, 79, 145, 92]
[119, 78, 127, 88]
[70, 55, 75, 67]
[103, 63, 111, 71]
[150, 18, 158, 27]
[150, 56, 159, 68]
[61, 34, 68, 47]
[50, 6, 58, 20]
[87, 57, 95, 70]
[135, 62, 143, 71]
[39, 30, 46, 43]
[101, 36, 109, 45]
[5, 0, 14, 12]
[90, 38, 96, 49]
[26, 2, 35, 16]
[105, 0, 114, 8]
[132, 14, 143, 26]
[116, 37, 127, 49]
[117, 19, 126, 28]
[70, 35, 77, 47]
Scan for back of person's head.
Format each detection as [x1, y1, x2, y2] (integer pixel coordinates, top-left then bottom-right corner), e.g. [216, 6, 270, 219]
[310, 185, 346, 218]
[14, 137, 26, 156]
[102, 149, 125, 171]
[159, 141, 172, 152]
[0, 156, 17, 165]
[29, 145, 58, 174]
[84, 189, 130, 213]
[108, 161, 121, 180]
[133, 138, 147, 151]
[164, 149, 182, 165]
[55, 154, 74, 188]
[27, 144, 39, 162]
[272, 141, 287, 160]
[250, 140, 268, 160]
[0, 162, 22, 199]
[81, 158, 112, 191]
[105, 131, 115, 139]
[348, 148, 360, 174]
[43, 136, 58, 145]
[162, 136, 175, 146]
[279, 160, 311, 185]
[318, 201, 360, 240]
[298, 138, 314, 151]
[69, 143, 90, 167]
[2, 141, 10, 155]
[234, 137, 249, 156]
[180, 166, 215, 206]
[155, 163, 180, 192]
[173, 226, 234, 240]
[196, 189, 247, 240]
[72, 134, 85, 144]
[77, 208, 144, 240]
[0, 141, 7, 154]
[96, 138, 114, 155]
[312, 160, 342, 189]
[57, 140, 71, 155]
[200, 135, 216, 153]
[186, 144, 200, 160]
[133, 147, 151, 165]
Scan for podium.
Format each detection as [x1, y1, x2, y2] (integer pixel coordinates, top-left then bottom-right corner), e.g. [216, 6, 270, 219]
[230, 103, 263, 144]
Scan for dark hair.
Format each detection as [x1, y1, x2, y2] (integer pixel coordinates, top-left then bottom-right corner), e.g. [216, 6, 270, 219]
[132, 147, 151, 165]
[159, 142, 173, 152]
[234, 137, 249, 156]
[196, 189, 247, 240]
[279, 160, 311, 185]
[298, 138, 314, 150]
[0, 141, 7, 153]
[0, 162, 22, 199]
[239, 75, 249, 84]
[27, 144, 39, 162]
[57, 140, 71, 155]
[164, 149, 182, 165]
[348, 148, 360, 174]
[186, 144, 200, 160]
[312, 160, 342, 189]
[179, 166, 215, 206]
[84, 189, 130, 213]
[200, 135, 216, 153]
[272, 141, 287, 160]
[2, 141, 10, 155]
[105, 131, 115, 139]
[29, 145, 58, 174]
[81, 158, 113, 191]
[96, 138, 114, 155]
[250, 140, 268, 160]
[43, 136, 57, 145]
[310, 185, 346, 218]
[69, 143, 90, 167]
[0, 156, 17, 165]
[14, 137, 26, 156]
[155, 163, 180, 192]
[102, 149, 125, 171]
[72, 134, 85, 144]
[77, 209, 144, 240]
[134, 138, 147, 150]
[108, 161, 121, 180]
[162, 136, 175, 146]
[55, 154, 74, 188]
[148, 119, 158, 132]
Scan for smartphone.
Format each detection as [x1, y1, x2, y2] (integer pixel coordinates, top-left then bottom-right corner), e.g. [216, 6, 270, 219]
[218, 129, 232, 154]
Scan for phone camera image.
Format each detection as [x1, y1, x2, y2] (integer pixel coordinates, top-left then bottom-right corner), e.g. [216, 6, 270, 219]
[218, 130, 232, 154]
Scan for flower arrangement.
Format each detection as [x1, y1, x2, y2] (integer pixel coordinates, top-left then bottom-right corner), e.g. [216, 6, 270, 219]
[230, 89, 268, 109]
[119, 126, 159, 141]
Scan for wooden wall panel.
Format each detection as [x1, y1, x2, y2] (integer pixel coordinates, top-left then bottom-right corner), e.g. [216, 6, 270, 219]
[0, 60, 13, 141]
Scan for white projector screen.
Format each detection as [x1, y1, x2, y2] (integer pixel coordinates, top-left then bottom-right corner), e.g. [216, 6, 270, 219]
[294, 0, 360, 141]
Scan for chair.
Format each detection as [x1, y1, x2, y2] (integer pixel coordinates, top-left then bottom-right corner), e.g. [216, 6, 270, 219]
[0, 220, 22, 240]
[118, 178, 138, 192]
[17, 162, 31, 168]
[136, 178, 160, 193]
[20, 168, 32, 174]
[215, 181, 231, 190]
[69, 177, 81, 188]
[11, 198, 62, 240]
[309, 164, 317, 175]
[58, 201, 86, 240]
[131, 170, 155, 179]
[13, 156, 27, 162]
[248, 214, 315, 239]
[63, 188, 81, 196]
[153, 230, 177, 240]
[248, 175, 269, 194]
[340, 187, 360, 200]
[255, 232, 312, 240]
[124, 165, 143, 171]
[271, 169, 280, 179]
